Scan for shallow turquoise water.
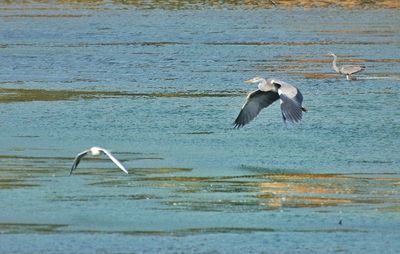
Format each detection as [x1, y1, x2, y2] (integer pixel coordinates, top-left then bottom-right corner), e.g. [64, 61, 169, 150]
[0, 2, 400, 253]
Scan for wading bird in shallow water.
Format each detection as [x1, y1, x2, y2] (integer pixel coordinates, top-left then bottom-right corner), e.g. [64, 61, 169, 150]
[234, 77, 307, 128]
[70, 147, 129, 175]
[328, 53, 365, 80]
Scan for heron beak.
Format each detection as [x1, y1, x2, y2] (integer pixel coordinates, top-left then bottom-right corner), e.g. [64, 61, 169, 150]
[244, 79, 253, 84]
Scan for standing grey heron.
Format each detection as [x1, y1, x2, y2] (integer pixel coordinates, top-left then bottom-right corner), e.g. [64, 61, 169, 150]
[234, 77, 307, 128]
[329, 53, 365, 80]
[70, 146, 129, 175]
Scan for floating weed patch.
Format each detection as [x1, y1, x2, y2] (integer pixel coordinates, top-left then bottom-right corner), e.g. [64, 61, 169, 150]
[163, 199, 263, 212]
[127, 194, 161, 200]
[177, 131, 214, 135]
[205, 41, 400, 46]
[0, 87, 242, 103]
[270, 196, 353, 209]
[87, 172, 400, 212]
[50, 193, 160, 202]
[2, 14, 91, 18]
[168, 227, 275, 236]
[0, 179, 40, 189]
[294, 228, 367, 233]
[175, 182, 257, 194]
[133, 167, 192, 174]
[51, 196, 90, 202]
[239, 164, 300, 174]
[379, 206, 400, 212]
[71, 169, 129, 176]
[141, 173, 400, 212]
[140, 176, 210, 182]
[302, 73, 338, 79]
[0, 223, 67, 234]
[88, 168, 193, 186]
[2, 160, 400, 212]
[63, 227, 275, 237]
[0, 155, 74, 161]
[0, 87, 118, 103]
[0, 223, 363, 236]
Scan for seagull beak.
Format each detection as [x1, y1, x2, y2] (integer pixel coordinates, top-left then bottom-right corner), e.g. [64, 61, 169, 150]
[244, 79, 253, 84]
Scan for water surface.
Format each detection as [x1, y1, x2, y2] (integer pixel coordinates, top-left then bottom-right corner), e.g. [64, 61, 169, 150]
[0, 2, 400, 253]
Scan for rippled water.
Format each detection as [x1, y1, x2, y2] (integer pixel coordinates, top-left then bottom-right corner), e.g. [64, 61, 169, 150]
[0, 2, 400, 253]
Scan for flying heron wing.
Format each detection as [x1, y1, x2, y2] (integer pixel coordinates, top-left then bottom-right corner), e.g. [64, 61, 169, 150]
[273, 81, 305, 123]
[69, 149, 90, 175]
[234, 90, 279, 128]
[100, 148, 129, 174]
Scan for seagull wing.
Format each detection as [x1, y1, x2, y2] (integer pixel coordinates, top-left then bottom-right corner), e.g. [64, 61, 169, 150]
[234, 90, 279, 128]
[69, 150, 90, 175]
[277, 86, 304, 123]
[100, 148, 129, 174]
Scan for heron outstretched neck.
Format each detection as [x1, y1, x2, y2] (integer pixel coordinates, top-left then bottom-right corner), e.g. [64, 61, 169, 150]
[330, 53, 340, 73]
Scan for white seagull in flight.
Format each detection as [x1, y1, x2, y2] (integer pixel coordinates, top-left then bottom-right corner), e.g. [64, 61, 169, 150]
[70, 146, 129, 175]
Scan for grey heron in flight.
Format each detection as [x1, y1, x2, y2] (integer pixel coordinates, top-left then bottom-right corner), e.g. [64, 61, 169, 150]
[234, 77, 307, 128]
[70, 146, 129, 175]
[329, 53, 365, 80]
